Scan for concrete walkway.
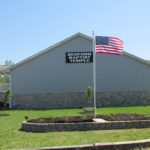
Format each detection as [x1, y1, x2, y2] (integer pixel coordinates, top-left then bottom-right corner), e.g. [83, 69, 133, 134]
[14, 139, 150, 150]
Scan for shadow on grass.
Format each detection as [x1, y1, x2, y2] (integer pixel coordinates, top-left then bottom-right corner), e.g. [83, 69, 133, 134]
[0, 113, 10, 117]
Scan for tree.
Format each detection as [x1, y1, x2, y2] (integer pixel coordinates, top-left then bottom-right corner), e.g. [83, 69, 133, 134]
[5, 60, 13, 65]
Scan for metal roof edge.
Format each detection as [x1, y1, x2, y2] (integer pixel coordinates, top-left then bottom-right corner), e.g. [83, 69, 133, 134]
[10, 32, 92, 71]
[124, 51, 150, 67]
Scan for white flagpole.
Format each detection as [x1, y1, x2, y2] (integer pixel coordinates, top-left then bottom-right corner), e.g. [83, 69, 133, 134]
[92, 31, 96, 118]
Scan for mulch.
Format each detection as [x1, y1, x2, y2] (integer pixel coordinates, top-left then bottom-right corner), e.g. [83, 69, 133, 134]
[27, 114, 150, 123]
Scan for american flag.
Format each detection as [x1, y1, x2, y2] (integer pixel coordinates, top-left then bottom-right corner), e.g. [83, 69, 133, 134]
[95, 36, 123, 55]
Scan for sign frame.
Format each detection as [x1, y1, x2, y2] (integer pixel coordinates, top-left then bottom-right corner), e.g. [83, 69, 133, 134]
[66, 52, 93, 63]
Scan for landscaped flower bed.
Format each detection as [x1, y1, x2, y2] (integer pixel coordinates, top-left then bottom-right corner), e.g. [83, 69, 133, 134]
[21, 114, 150, 132]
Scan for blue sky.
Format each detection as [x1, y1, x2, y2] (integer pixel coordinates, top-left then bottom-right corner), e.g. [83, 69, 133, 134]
[0, 0, 150, 64]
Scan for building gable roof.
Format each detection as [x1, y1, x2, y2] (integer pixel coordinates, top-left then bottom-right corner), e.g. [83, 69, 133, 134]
[10, 32, 150, 70]
[11, 32, 92, 70]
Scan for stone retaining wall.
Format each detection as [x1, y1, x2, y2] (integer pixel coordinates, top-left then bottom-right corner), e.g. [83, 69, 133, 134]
[21, 120, 150, 132]
[12, 91, 150, 109]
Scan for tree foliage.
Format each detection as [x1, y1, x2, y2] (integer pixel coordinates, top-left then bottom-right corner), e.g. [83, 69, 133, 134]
[5, 60, 13, 65]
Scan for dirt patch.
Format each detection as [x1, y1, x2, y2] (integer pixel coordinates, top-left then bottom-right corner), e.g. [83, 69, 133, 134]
[99, 114, 150, 121]
[28, 116, 93, 123]
[27, 114, 150, 123]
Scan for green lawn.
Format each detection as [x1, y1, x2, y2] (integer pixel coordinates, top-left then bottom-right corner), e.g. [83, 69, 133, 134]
[1, 106, 150, 149]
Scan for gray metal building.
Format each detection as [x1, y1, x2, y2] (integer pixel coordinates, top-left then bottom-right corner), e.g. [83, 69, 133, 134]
[10, 33, 150, 109]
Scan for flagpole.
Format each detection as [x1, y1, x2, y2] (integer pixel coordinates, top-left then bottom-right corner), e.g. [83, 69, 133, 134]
[92, 31, 96, 118]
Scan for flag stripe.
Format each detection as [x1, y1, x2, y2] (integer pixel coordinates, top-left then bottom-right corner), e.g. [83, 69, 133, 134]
[109, 37, 123, 42]
[109, 43, 123, 47]
[96, 45, 123, 51]
[96, 44, 123, 48]
[96, 51, 123, 55]
[109, 38, 123, 42]
[96, 50, 122, 53]
[96, 49, 123, 53]
[109, 41, 123, 45]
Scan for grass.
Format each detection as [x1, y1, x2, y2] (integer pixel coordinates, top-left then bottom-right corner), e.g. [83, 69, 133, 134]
[0, 106, 150, 149]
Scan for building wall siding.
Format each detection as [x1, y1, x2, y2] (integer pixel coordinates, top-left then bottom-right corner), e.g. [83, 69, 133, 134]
[11, 37, 93, 93]
[96, 54, 150, 92]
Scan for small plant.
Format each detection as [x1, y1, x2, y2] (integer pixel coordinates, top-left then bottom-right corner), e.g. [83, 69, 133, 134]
[85, 86, 93, 104]
[84, 86, 94, 115]
[24, 116, 29, 120]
